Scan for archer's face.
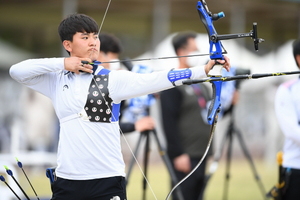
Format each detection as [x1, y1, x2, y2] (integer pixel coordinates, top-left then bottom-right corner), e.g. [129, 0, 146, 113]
[64, 32, 100, 61]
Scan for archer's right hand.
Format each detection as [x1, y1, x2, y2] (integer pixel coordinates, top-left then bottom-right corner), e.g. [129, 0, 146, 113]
[64, 57, 94, 74]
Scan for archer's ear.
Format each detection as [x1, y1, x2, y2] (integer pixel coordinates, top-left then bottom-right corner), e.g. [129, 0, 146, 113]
[62, 40, 72, 53]
[296, 55, 300, 67]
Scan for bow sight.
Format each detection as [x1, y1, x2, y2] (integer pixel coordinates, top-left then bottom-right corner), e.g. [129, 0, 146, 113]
[216, 22, 265, 51]
[194, 0, 265, 126]
[197, 0, 264, 55]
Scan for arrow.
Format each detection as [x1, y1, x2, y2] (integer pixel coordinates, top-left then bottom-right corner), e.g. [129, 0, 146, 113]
[0, 174, 22, 200]
[182, 70, 300, 85]
[16, 158, 40, 200]
[4, 165, 31, 200]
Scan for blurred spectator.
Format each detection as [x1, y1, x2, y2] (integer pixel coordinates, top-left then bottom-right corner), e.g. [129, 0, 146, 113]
[98, 33, 155, 133]
[274, 39, 300, 200]
[20, 87, 58, 152]
[160, 31, 234, 200]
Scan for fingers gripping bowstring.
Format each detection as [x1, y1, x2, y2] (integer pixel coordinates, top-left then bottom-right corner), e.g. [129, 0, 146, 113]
[94, 1, 158, 199]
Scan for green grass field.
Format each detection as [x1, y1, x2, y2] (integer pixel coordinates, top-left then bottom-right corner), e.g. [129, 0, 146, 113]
[15, 157, 277, 200]
[125, 159, 277, 200]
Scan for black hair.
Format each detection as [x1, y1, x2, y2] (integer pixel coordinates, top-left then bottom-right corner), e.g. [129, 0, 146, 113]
[58, 13, 99, 42]
[172, 31, 197, 55]
[99, 33, 122, 54]
[293, 39, 300, 67]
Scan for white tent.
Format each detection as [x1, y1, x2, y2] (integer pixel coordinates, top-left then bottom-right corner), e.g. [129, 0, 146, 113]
[0, 39, 34, 70]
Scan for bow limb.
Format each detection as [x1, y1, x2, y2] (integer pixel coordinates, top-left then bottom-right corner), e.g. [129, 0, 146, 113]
[167, 0, 264, 198]
[165, 2, 224, 199]
[165, 114, 218, 200]
[208, 80, 222, 124]
[197, 0, 224, 124]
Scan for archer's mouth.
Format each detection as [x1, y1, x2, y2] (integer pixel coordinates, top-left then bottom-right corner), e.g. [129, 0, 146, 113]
[89, 48, 98, 53]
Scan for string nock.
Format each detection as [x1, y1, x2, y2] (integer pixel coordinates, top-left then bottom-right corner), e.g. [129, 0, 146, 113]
[81, 60, 102, 65]
[81, 61, 91, 65]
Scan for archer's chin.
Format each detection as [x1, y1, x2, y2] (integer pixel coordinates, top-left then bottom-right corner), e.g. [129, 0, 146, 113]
[88, 52, 99, 61]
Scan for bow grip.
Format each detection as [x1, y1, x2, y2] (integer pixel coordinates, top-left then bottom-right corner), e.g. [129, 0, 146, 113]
[207, 80, 222, 125]
[208, 62, 223, 77]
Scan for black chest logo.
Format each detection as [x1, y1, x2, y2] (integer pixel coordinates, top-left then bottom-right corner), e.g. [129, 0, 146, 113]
[84, 75, 113, 123]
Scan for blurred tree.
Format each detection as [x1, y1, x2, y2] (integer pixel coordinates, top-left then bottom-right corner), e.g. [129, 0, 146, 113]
[0, 0, 299, 57]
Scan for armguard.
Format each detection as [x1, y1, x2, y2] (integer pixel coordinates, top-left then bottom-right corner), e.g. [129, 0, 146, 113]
[168, 68, 192, 86]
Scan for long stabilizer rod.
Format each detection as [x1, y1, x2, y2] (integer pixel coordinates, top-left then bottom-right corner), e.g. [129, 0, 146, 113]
[183, 70, 300, 85]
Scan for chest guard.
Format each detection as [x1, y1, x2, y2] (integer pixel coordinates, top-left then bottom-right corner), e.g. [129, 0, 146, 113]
[84, 69, 120, 123]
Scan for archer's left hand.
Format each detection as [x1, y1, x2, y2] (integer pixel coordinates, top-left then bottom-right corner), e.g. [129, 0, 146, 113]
[204, 55, 230, 75]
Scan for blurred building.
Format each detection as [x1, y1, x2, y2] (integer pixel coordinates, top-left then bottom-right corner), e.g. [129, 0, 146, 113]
[0, 39, 58, 154]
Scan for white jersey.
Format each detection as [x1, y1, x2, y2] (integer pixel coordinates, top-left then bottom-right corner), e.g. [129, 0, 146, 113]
[275, 78, 300, 169]
[10, 57, 207, 180]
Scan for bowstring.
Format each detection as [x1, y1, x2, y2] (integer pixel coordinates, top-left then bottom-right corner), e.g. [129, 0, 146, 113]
[97, 0, 112, 36]
[91, 76, 158, 200]
[93, 1, 158, 199]
[165, 114, 218, 200]
[101, 52, 213, 64]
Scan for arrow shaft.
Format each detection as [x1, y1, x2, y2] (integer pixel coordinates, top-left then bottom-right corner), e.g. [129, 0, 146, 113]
[252, 71, 300, 79]
[21, 168, 40, 200]
[4, 181, 22, 200]
[182, 70, 300, 84]
[11, 176, 31, 200]
[101, 53, 213, 64]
